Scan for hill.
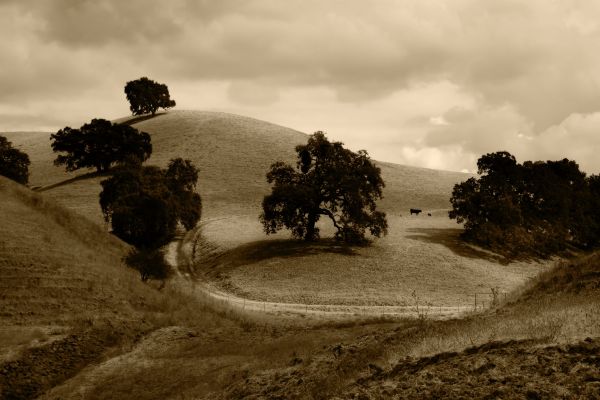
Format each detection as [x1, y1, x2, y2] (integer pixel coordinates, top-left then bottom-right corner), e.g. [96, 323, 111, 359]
[4, 110, 550, 309]
[2, 112, 598, 398]
[0, 175, 267, 399]
[4, 110, 465, 222]
[224, 253, 600, 398]
[0, 175, 153, 397]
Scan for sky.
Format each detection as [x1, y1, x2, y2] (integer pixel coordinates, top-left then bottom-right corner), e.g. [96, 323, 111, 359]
[1, 0, 600, 173]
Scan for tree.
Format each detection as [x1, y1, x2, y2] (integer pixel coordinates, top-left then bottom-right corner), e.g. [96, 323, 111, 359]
[51, 118, 152, 173]
[99, 158, 201, 249]
[0, 135, 30, 184]
[124, 77, 176, 116]
[450, 151, 597, 256]
[165, 158, 202, 230]
[124, 248, 172, 285]
[260, 131, 388, 244]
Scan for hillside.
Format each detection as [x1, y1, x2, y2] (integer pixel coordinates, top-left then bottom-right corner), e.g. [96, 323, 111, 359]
[224, 253, 600, 398]
[4, 110, 550, 309]
[0, 175, 135, 327]
[0, 176, 154, 397]
[4, 110, 466, 222]
[2, 112, 598, 398]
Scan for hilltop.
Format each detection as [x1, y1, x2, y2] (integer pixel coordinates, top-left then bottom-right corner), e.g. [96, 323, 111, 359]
[4, 110, 466, 222]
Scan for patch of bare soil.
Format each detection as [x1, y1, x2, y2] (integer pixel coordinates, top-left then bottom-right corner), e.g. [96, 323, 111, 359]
[221, 331, 600, 399]
[0, 327, 129, 400]
[344, 337, 600, 399]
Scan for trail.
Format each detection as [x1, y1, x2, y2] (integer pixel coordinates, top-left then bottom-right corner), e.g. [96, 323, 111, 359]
[165, 238, 470, 320]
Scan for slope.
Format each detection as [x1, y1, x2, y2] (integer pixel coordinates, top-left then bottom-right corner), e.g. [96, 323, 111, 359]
[4, 110, 549, 309]
[3, 110, 467, 223]
[224, 252, 600, 398]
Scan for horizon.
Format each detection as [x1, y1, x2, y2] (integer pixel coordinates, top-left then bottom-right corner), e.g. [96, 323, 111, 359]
[2, 1, 600, 174]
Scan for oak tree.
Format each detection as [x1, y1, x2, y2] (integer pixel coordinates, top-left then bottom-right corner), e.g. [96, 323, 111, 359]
[260, 132, 387, 244]
[124, 77, 176, 116]
[51, 118, 152, 173]
[99, 158, 201, 249]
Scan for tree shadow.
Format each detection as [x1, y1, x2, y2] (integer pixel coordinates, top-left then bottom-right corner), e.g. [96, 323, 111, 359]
[205, 238, 358, 272]
[119, 112, 166, 126]
[34, 171, 110, 192]
[405, 227, 510, 265]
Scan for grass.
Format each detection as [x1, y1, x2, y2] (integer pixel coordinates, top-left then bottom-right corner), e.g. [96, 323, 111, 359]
[218, 252, 600, 398]
[5, 110, 494, 310]
[4, 110, 597, 398]
[193, 214, 550, 308]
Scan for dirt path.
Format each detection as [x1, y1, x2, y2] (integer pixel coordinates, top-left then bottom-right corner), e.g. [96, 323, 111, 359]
[165, 240, 469, 320]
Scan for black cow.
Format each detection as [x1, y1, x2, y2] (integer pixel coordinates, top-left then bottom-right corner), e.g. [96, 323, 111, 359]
[410, 208, 422, 215]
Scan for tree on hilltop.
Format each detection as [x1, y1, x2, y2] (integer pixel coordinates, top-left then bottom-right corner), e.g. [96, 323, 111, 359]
[260, 131, 388, 244]
[51, 118, 152, 173]
[0, 135, 30, 184]
[124, 77, 176, 116]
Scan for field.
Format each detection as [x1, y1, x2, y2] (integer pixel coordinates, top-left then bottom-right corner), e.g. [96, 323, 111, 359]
[5, 111, 551, 311]
[195, 214, 546, 308]
[2, 110, 598, 398]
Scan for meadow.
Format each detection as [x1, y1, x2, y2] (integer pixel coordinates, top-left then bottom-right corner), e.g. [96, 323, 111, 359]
[6, 110, 552, 311]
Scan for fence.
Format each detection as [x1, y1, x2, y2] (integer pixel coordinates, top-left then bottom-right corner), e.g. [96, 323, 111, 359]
[175, 276, 508, 321]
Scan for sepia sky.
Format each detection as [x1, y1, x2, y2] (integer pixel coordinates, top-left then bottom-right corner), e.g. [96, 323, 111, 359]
[1, 0, 600, 173]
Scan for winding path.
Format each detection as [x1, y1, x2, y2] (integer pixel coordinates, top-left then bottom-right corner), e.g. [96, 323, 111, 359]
[165, 238, 471, 320]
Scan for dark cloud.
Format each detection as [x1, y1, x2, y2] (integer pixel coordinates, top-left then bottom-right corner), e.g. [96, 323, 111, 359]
[23, 0, 183, 47]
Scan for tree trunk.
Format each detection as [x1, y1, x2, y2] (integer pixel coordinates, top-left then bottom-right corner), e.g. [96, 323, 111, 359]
[305, 211, 318, 241]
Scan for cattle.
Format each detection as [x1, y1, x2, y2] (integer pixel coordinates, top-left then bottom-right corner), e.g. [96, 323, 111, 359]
[410, 208, 422, 215]
[427, 213, 432, 216]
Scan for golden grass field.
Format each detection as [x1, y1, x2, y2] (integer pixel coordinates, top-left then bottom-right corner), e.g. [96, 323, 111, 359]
[1, 111, 599, 398]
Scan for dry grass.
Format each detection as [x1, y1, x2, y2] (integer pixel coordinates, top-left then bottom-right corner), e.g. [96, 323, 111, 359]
[5, 110, 467, 221]
[5, 111, 496, 310]
[5, 111, 591, 398]
[219, 252, 600, 398]
[196, 215, 550, 308]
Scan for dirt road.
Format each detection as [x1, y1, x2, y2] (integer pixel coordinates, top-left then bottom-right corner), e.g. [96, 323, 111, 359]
[165, 240, 468, 320]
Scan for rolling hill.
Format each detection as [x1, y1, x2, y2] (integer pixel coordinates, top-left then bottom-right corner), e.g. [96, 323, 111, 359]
[2, 111, 598, 398]
[4, 110, 465, 222]
[4, 110, 551, 309]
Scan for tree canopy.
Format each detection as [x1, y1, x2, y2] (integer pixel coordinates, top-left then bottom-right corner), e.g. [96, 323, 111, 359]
[450, 151, 600, 256]
[260, 131, 388, 244]
[0, 135, 30, 184]
[124, 77, 176, 116]
[50, 118, 152, 173]
[99, 158, 201, 249]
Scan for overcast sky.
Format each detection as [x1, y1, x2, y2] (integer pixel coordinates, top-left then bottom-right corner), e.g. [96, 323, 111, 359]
[2, 1, 600, 173]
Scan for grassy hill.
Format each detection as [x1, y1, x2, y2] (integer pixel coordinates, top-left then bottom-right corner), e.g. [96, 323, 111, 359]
[4, 110, 551, 309]
[1, 111, 598, 398]
[225, 253, 600, 398]
[4, 110, 464, 221]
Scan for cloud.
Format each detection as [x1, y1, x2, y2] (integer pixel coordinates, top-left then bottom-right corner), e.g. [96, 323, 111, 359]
[2, 0, 600, 173]
[424, 107, 600, 174]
